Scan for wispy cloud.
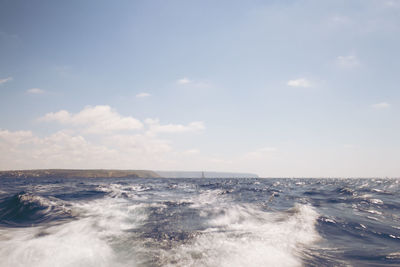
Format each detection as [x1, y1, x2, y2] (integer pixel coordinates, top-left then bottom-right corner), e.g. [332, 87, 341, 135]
[145, 118, 205, 135]
[371, 102, 391, 109]
[176, 77, 211, 88]
[27, 88, 45, 94]
[177, 77, 192, 85]
[287, 78, 312, 88]
[136, 92, 151, 98]
[336, 55, 360, 69]
[0, 77, 13, 85]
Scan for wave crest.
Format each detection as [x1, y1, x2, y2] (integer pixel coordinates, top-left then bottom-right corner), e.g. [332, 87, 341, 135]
[0, 192, 73, 226]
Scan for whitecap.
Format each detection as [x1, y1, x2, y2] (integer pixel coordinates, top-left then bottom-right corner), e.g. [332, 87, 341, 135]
[158, 204, 320, 267]
[369, 199, 384, 205]
[0, 195, 151, 267]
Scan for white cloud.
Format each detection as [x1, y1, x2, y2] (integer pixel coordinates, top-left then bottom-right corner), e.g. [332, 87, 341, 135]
[1, 106, 208, 170]
[40, 105, 206, 136]
[177, 77, 211, 88]
[145, 118, 205, 134]
[287, 78, 311, 88]
[336, 55, 360, 69]
[0, 130, 120, 169]
[177, 77, 192, 85]
[27, 88, 45, 94]
[0, 77, 12, 85]
[0, 129, 34, 145]
[136, 92, 151, 98]
[40, 105, 144, 134]
[0, 129, 175, 170]
[371, 102, 391, 109]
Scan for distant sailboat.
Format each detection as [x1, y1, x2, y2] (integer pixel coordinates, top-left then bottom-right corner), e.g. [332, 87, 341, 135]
[201, 171, 205, 178]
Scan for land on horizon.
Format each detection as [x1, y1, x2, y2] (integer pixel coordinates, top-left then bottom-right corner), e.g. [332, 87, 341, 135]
[0, 169, 259, 179]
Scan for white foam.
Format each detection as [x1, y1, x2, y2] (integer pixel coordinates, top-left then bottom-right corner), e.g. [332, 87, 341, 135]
[159, 204, 320, 267]
[190, 189, 231, 208]
[0, 196, 150, 267]
[0, 185, 322, 267]
[323, 218, 336, 224]
[97, 183, 148, 200]
[369, 199, 383, 205]
[366, 209, 382, 215]
[0, 219, 120, 267]
[387, 252, 400, 259]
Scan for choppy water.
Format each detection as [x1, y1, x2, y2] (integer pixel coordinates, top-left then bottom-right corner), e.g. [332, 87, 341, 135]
[0, 178, 399, 267]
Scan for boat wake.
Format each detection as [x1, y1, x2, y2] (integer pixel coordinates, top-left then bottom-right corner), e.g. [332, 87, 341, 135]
[0, 178, 399, 266]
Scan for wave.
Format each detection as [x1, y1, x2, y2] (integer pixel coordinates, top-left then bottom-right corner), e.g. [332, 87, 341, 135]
[157, 203, 320, 267]
[0, 192, 73, 227]
[0, 195, 149, 267]
[1, 178, 399, 266]
[96, 183, 152, 199]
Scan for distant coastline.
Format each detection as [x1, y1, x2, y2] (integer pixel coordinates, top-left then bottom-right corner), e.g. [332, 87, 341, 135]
[0, 169, 259, 179]
[0, 169, 160, 179]
[157, 171, 259, 178]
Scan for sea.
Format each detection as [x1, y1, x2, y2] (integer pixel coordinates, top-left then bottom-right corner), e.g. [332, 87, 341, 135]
[0, 177, 399, 267]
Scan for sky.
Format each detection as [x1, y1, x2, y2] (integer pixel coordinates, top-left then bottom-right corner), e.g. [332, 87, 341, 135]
[0, 0, 400, 177]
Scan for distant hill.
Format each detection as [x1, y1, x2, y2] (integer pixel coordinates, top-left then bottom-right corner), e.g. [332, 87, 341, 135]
[0, 169, 160, 179]
[156, 171, 259, 178]
[0, 169, 258, 179]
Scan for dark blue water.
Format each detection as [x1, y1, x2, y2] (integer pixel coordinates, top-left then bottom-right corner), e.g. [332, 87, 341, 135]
[0, 178, 399, 266]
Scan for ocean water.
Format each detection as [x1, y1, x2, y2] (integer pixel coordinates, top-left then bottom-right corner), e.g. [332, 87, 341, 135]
[0, 178, 399, 267]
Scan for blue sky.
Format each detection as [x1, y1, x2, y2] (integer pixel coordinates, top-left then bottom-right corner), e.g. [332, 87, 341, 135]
[1, 0, 399, 177]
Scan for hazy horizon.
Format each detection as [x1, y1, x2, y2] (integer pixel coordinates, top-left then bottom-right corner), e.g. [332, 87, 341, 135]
[1, 168, 398, 179]
[1, 0, 400, 177]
